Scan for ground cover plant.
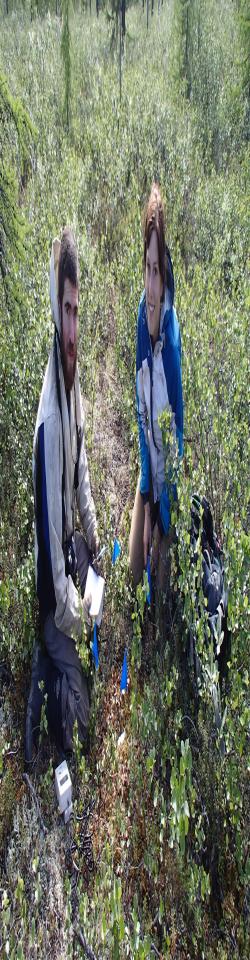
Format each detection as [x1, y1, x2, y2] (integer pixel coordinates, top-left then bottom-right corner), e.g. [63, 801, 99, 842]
[0, 2, 249, 958]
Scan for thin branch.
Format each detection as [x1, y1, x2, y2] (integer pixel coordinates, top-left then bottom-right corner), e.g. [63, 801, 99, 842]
[151, 944, 161, 958]
[181, 714, 199, 739]
[74, 926, 98, 960]
[23, 773, 48, 834]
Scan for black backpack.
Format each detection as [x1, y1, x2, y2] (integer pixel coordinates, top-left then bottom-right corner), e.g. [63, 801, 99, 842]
[190, 494, 230, 685]
[191, 495, 228, 643]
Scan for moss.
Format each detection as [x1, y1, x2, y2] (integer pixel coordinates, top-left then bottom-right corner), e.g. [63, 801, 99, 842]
[0, 766, 18, 860]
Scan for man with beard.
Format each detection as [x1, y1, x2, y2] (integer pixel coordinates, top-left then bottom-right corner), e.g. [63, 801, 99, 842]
[25, 228, 99, 763]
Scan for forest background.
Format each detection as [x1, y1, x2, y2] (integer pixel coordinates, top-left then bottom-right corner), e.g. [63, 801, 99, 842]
[0, 1, 249, 958]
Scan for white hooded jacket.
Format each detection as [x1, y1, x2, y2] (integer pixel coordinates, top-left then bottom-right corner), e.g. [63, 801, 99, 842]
[33, 239, 97, 638]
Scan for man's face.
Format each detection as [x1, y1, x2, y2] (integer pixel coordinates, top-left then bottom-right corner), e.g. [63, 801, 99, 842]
[60, 278, 79, 392]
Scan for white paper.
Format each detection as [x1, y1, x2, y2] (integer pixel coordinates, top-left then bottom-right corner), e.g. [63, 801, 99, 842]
[85, 565, 105, 626]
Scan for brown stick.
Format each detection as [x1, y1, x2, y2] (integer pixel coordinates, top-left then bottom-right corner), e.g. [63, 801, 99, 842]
[23, 773, 48, 834]
[74, 926, 98, 960]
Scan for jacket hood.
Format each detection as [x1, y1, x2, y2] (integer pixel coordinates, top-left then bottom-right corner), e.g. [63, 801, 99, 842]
[50, 237, 61, 337]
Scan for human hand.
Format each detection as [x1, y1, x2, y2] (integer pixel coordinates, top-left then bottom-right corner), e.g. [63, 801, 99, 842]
[143, 505, 152, 569]
[92, 544, 107, 575]
[90, 530, 100, 561]
[151, 523, 161, 576]
[82, 591, 92, 626]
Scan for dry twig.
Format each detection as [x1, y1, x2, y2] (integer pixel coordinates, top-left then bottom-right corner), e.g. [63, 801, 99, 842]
[23, 773, 48, 834]
[74, 926, 98, 960]
[151, 944, 161, 958]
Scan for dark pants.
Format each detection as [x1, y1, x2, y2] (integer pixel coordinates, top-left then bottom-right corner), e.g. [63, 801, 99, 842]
[44, 532, 90, 752]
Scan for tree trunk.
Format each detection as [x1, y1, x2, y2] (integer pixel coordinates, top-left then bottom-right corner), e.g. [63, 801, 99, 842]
[119, 3, 122, 102]
[96, 0, 99, 16]
[185, 3, 191, 99]
[197, 2, 201, 55]
[121, 0, 126, 39]
[147, 0, 149, 30]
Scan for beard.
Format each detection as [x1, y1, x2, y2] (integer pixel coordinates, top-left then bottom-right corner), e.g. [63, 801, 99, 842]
[61, 338, 77, 393]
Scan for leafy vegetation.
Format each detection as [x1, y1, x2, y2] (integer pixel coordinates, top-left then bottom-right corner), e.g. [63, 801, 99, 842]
[0, 2, 249, 958]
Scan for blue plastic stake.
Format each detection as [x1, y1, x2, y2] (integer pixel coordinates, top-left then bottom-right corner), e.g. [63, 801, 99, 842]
[120, 648, 128, 692]
[92, 623, 99, 669]
[112, 538, 121, 565]
[146, 555, 151, 605]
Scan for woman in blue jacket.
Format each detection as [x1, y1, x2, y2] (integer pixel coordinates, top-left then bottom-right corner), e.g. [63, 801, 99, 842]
[129, 183, 183, 588]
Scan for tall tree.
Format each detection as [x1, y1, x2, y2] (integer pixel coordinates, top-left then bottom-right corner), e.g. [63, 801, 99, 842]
[239, 0, 250, 97]
[61, 0, 71, 131]
[107, 1, 125, 51]
[121, 0, 126, 39]
[174, 0, 194, 100]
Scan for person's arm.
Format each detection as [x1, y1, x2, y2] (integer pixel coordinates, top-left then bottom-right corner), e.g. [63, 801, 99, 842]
[136, 300, 151, 565]
[159, 317, 183, 535]
[35, 413, 89, 638]
[76, 420, 98, 556]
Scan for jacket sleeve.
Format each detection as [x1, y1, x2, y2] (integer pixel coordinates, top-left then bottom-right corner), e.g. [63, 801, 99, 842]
[36, 413, 84, 639]
[159, 315, 184, 535]
[136, 303, 150, 499]
[76, 426, 97, 550]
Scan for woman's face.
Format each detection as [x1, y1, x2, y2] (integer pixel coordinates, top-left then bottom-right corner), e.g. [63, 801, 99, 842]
[145, 228, 163, 343]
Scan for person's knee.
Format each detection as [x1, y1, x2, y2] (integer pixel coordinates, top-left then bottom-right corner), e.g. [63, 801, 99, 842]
[129, 475, 145, 585]
[46, 665, 90, 754]
[66, 675, 90, 752]
[128, 538, 144, 587]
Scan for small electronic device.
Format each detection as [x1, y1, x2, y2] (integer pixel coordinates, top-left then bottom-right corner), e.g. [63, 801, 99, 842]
[55, 760, 72, 824]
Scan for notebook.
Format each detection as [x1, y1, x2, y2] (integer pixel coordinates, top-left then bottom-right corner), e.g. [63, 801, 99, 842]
[85, 565, 105, 627]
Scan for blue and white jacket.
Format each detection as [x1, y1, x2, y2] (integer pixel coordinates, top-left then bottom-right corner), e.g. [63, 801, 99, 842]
[136, 253, 183, 535]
